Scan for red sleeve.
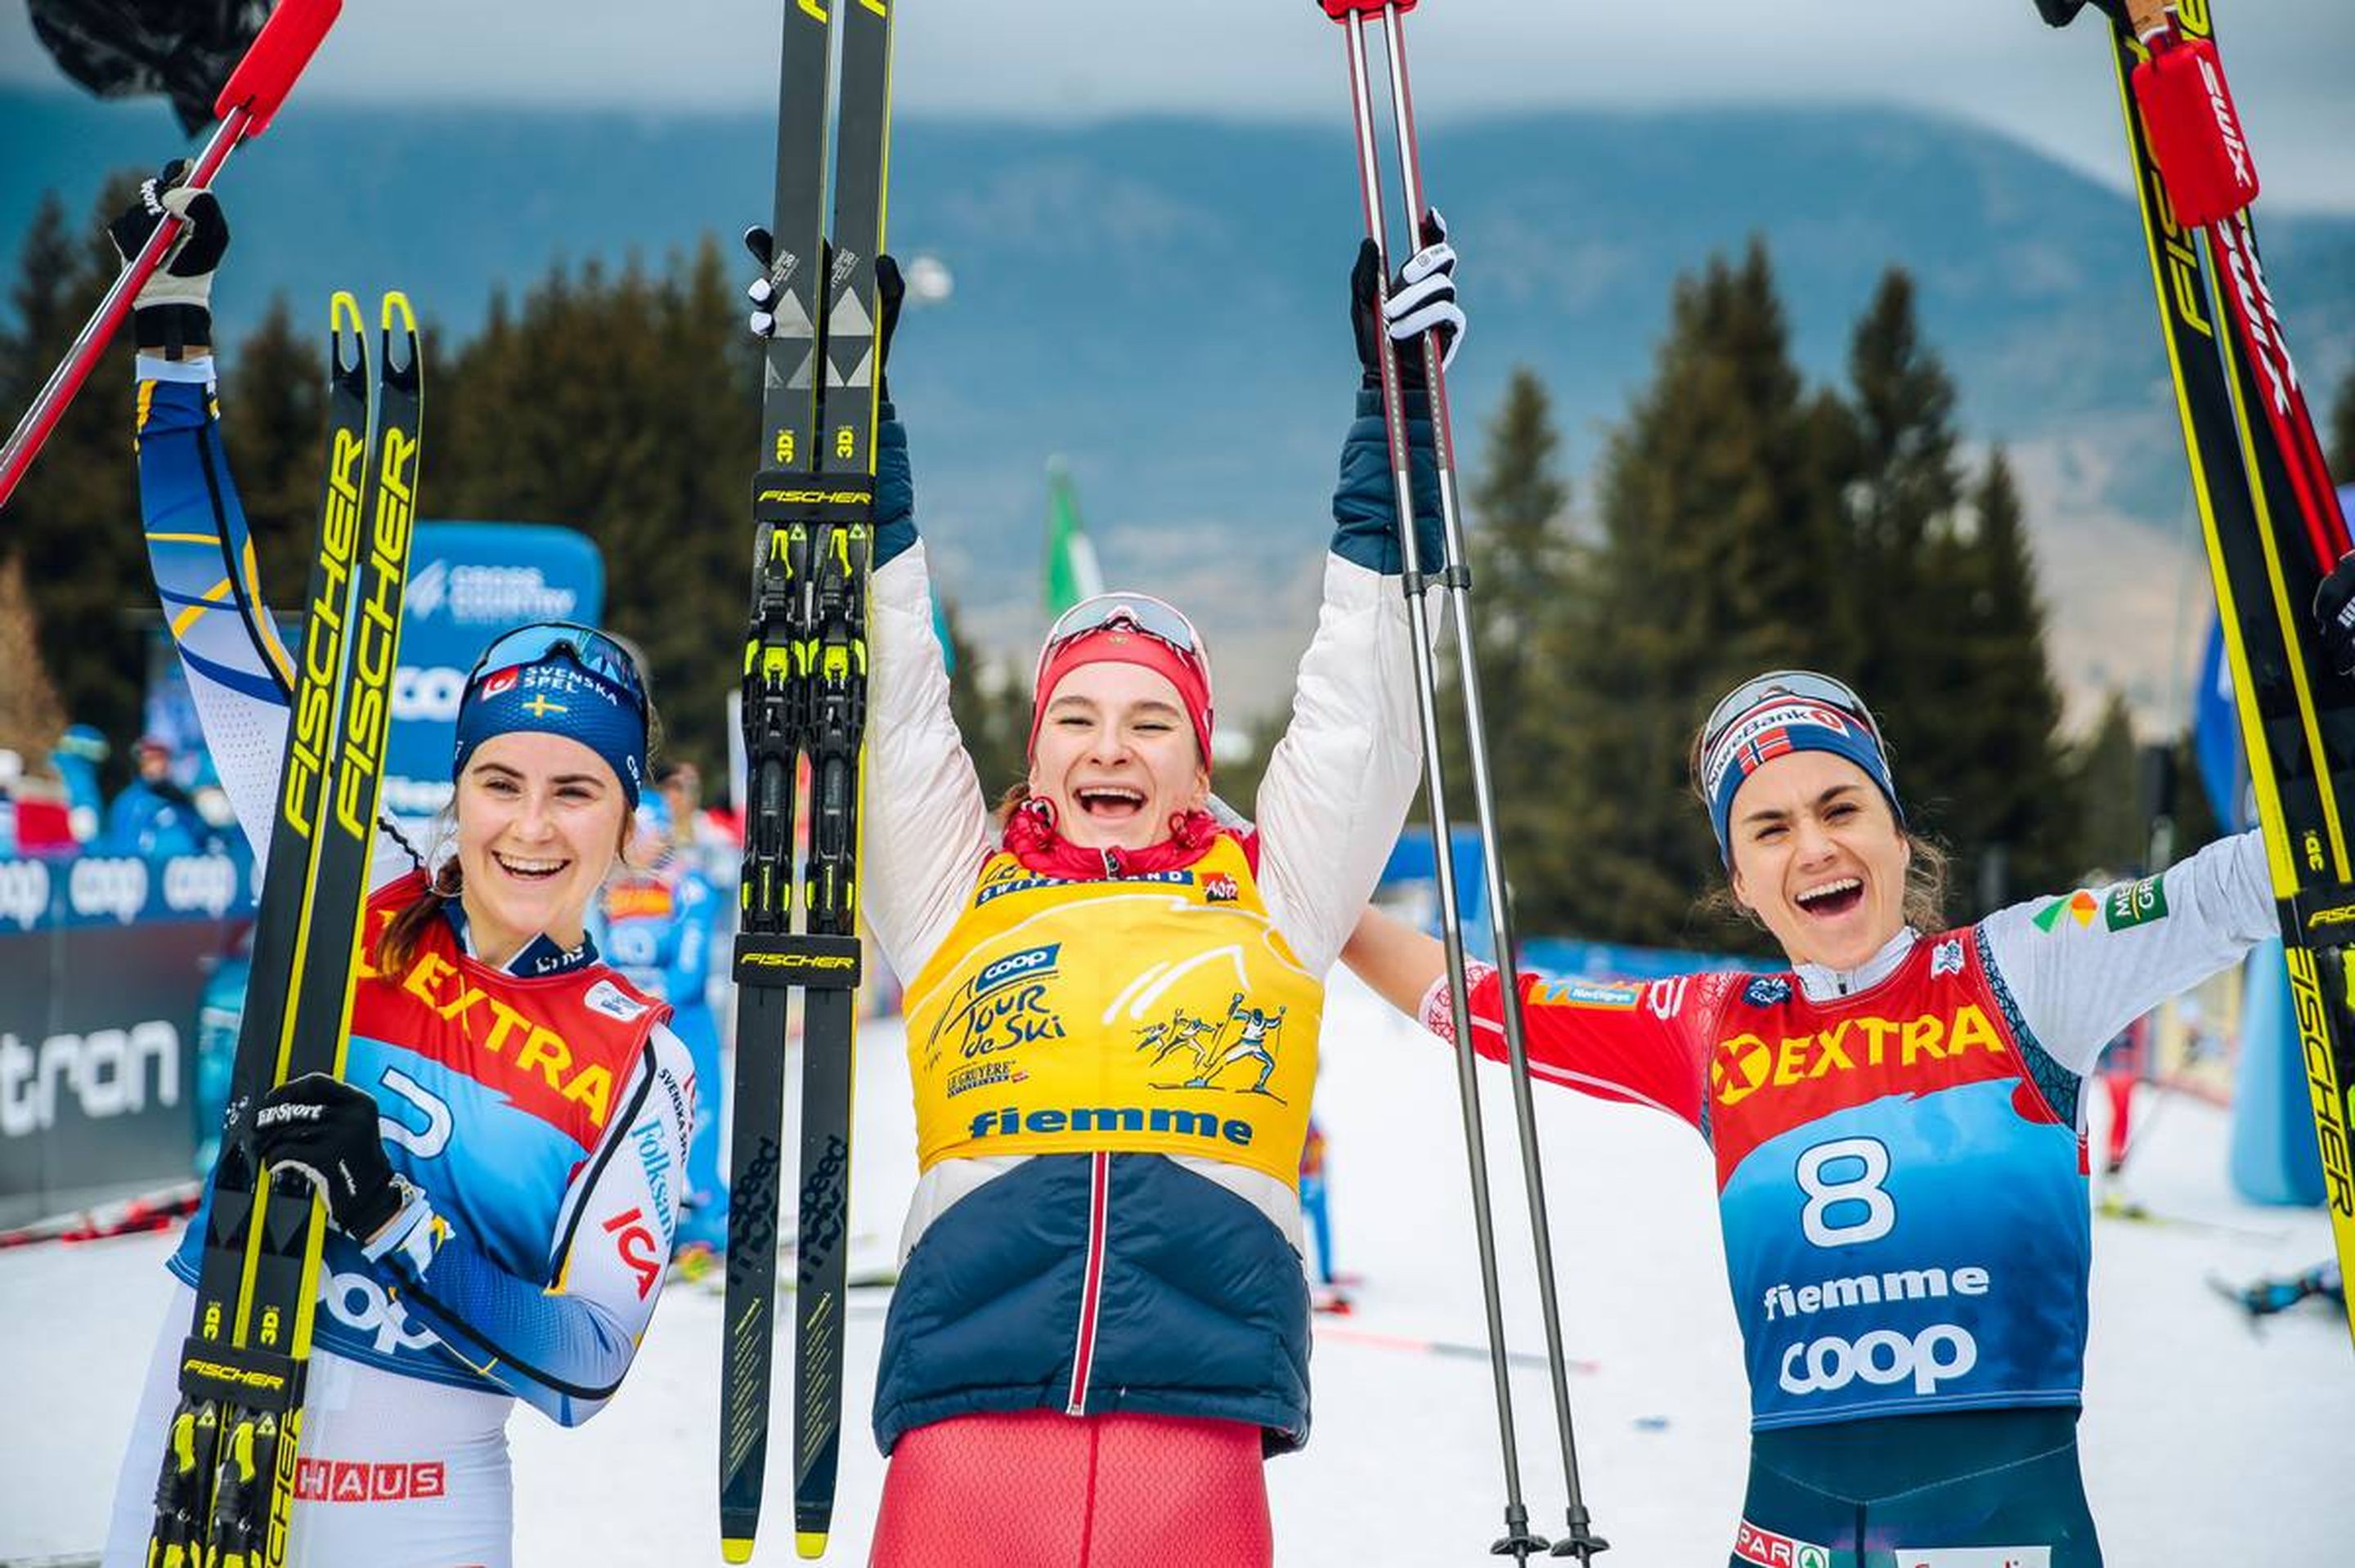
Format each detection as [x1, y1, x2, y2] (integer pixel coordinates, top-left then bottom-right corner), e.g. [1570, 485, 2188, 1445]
[1422, 963, 1714, 1131]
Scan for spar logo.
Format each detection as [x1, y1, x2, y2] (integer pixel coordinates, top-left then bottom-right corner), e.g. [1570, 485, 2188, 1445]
[67, 857, 150, 924]
[0, 860, 51, 930]
[161, 854, 242, 918]
[1734, 1521, 1832, 1568]
[0, 1021, 180, 1136]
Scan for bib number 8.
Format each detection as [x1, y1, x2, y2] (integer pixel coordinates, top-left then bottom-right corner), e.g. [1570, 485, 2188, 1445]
[1796, 1137, 1895, 1247]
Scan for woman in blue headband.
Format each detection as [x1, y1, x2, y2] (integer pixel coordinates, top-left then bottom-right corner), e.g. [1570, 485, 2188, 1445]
[1345, 668, 2281, 1567]
[98, 172, 698, 1567]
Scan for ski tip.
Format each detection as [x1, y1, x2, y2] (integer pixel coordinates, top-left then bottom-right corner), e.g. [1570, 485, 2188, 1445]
[721, 1538, 756, 1565]
[330, 290, 363, 335]
[381, 291, 417, 335]
[795, 1530, 830, 1560]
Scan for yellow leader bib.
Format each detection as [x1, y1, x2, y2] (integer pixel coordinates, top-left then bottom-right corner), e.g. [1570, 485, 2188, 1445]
[904, 836, 1322, 1185]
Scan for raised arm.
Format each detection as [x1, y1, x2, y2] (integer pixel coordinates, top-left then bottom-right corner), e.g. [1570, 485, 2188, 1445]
[1254, 226, 1464, 974]
[127, 171, 413, 889]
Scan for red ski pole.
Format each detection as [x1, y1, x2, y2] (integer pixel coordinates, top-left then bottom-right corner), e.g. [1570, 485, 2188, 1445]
[0, 0, 343, 511]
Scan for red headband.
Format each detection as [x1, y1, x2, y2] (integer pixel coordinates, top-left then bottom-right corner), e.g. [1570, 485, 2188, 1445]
[1029, 626, 1214, 769]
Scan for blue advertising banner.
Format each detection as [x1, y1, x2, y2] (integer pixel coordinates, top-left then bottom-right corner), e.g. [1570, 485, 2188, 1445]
[0, 849, 253, 1225]
[383, 522, 604, 825]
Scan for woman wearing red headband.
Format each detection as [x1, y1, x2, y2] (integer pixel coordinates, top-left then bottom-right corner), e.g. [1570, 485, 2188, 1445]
[1344, 670, 2287, 1567]
[763, 220, 1463, 1563]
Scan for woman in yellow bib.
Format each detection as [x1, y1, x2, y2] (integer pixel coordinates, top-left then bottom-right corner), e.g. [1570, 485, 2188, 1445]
[827, 223, 1464, 1565]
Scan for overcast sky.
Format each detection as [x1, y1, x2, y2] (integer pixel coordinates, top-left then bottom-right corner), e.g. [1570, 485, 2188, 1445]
[6, 0, 2351, 210]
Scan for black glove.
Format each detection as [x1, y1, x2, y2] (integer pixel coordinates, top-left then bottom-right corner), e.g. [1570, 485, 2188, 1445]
[2031, 1, 2128, 29]
[743, 228, 905, 400]
[106, 160, 228, 360]
[250, 1073, 411, 1242]
[2315, 552, 2355, 677]
[1351, 208, 1464, 392]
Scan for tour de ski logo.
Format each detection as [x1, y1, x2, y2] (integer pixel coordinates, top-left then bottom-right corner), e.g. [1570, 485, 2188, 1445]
[1134, 993, 1292, 1101]
[1931, 936, 1965, 979]
[923, 943, 1068, 1071]
[1743, 975, 1792, 1008]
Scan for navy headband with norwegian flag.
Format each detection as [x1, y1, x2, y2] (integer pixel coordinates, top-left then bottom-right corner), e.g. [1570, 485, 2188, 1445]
[1698, 672, 1904, 859]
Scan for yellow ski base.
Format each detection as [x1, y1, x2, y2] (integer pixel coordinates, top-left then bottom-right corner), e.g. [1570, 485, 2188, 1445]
[722, 1537, 755, 1565]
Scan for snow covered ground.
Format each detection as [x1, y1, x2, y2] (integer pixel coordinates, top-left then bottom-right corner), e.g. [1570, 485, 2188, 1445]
[5, 974, 2350, 1565]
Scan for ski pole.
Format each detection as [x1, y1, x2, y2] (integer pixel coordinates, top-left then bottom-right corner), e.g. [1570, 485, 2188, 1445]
[1319, 1, 1604, 1559]
[0, 0, 342, 512]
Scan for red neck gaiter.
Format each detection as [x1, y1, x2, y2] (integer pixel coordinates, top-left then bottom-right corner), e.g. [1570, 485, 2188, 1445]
[1001, 795, 1224, 880]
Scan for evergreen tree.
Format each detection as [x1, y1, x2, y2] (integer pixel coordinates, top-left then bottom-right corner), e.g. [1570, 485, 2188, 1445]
[1927, 448, 2077, 914]
[1566, 240, 1855, 947]
[222, 293, 330, 606]
[0, 180, 154, 770]
[1442, 367, 1584, 930]
[1839, 270, 1965, 771]
[2069, 690, 2146, 876]
[433, 240, 757, 772]
[0, 553, 70, 760]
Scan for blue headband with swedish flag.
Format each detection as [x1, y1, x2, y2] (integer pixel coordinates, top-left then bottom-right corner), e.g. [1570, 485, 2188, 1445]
[452, 624, 649, 809]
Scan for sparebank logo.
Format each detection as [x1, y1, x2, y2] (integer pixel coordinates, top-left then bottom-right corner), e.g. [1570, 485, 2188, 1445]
[0, 860, 52, 929]
[68, 858, 150, 924]
[161, 855, 242, 918]
[392, 665, 468, 724]
[0, 1021, 180, 1136]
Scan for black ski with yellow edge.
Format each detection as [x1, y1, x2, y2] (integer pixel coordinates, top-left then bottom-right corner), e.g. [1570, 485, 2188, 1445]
[723, 0, 895, 1560]
[146, 291, 424, 1566]
[2052, 0, 2355, 1351]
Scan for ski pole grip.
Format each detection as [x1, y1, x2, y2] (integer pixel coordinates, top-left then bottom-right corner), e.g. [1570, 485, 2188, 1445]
[1319, 0, 1418, 20]
[215, 0, 343, 137]
[2131, 32, 2260, 226]
[2123, 0, 2169, 37]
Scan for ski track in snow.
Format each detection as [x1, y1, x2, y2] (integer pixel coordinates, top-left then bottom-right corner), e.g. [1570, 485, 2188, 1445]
[3, 976, 2349, 1563]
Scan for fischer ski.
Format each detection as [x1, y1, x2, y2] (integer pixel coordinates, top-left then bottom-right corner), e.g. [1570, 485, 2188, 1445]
[146, 291, 421, 1566]
[720, 0, 895, 1559]
[2045, 0, 2355, 1352]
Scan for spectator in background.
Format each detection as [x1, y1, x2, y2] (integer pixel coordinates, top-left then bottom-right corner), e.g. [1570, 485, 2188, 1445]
[104, 735, 204, 857]
[654, 758, 741, 896]
[2, 748, 82, 856]
[52, 724, 109, 844]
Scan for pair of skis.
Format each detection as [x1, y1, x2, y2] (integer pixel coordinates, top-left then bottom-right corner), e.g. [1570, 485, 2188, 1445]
[720, 0, 893, 1561]
[2044, 0, 2355, 1354]
[1318, 1, 1604, 1560]
[146, 293, 421, 1566]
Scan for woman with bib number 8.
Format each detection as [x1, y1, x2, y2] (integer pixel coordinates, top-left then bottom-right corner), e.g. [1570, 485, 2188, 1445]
[1343, 668, 2305, 1568]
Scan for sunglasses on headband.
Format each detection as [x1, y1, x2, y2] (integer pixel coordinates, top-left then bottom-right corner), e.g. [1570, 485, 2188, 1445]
[1034, 592, 1213, 705]
[464, 621, 649, 715]
[1699, 670, 1885, 760]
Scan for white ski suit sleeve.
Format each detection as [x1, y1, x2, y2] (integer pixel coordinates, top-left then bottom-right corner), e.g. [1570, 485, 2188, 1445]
[1979, 829, 2275, 1075]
